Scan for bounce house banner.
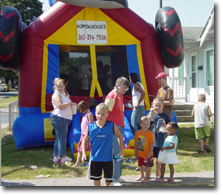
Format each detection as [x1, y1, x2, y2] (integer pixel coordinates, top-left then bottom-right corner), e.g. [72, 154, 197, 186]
[77, 20, 107, 44]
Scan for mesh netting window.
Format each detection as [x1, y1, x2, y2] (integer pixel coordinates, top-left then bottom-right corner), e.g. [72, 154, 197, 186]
[58, 45, 91, 96]
[58, 45, 131, 96]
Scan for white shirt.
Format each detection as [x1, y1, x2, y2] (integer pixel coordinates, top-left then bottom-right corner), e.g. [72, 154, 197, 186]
[194, 102, 210, 128]
[132, 82, 145, 107]
[51, 90, 73, 120]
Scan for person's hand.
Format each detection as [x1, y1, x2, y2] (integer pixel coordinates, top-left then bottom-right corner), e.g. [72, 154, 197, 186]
[161, 121, 166, 127]
[150, 107, 155, 115]
[135, 104, 139, 109]
[147, 153, 151, 159]
[160, 148, 164, 152]
[118, 150, 124, 157]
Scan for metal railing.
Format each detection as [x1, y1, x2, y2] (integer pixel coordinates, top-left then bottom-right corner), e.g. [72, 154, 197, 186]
[9, 101, 18, 130]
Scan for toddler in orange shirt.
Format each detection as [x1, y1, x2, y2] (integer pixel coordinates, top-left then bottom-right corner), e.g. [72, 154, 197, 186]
[134, 116, 154, 182]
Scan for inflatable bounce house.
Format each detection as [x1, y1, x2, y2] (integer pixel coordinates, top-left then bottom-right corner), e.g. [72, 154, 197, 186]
[0, 0, 183, 158]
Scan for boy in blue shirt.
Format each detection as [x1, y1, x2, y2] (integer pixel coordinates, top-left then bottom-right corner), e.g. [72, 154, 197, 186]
[82, 103, 124, 186]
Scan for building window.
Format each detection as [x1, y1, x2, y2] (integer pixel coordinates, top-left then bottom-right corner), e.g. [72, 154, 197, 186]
[206, 49, 214, 86]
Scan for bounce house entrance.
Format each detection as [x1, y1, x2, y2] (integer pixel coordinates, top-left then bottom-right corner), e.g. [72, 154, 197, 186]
[50, 44, 133, 106]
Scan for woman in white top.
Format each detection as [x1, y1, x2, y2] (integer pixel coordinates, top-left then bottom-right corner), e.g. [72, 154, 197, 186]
[129, 73, 146, 134]
[51, 78, 76, 163]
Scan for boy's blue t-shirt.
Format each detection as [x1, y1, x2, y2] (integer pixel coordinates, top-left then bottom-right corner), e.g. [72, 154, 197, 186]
[149, 112, 171, 147]
[163, 135, 178, 153]
[88, 121, 114, 162]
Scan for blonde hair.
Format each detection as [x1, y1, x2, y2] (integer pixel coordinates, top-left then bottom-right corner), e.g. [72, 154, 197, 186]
[198, 94, 206, 102]
[53, 78, 65, 89]
[96, 103, 109, 113]
[140, 116, 150, 123]
[53, 78, 68, 95]
[152, 97, 164, 106]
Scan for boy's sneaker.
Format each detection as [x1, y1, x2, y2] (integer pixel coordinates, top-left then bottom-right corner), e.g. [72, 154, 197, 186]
[53, 156, 61, 163]
[204, 145, 211, 152]
[61, 156, 72, 163]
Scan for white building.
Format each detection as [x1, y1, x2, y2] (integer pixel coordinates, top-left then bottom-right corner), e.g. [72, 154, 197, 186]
[168, 8, 214, 114]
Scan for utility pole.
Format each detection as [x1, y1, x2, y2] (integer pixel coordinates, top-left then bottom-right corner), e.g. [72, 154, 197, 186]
[160, 0, 162, 8]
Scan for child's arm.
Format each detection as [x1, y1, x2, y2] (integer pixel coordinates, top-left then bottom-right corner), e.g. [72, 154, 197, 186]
[191, 106, 195, 117]
[81, 127, 89, 162]
[52, 94, 73, 110]
[160, 143, 174, 151]
[114, 124, 124, 156]
[87, 112, 94, 123]
[207, 106, 212, 118]
[146, 142, 154, 159]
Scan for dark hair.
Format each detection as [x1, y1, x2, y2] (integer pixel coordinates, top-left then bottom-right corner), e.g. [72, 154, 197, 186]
[130, 72, 139, 83]
[167, 122, 179, 131]
[77, 100, 90, 112]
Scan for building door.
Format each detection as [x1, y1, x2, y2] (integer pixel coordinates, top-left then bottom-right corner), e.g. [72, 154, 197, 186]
[189, 53, 198, 102]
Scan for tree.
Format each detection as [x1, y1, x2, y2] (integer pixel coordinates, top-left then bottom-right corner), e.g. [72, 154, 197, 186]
[0, 0, 43, 26]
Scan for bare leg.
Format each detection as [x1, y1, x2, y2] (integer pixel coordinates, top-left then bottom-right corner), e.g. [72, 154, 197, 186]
[94, 180, 101, 186]
[169, 164, 174, 179]
[105, 181, 111, 186]
[136, 166, 145, 181]
[204, 137, 209, 146]
[142, 167, 152, 182]
[160, 164, 165, 179]
[72, 151, 82, 167]
[198, 140, 204, 151]
[156, 159, 161, 178]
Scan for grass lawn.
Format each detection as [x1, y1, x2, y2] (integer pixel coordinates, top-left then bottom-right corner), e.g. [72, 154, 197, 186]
[1, 124, 214, 181]
[0, 96, 18, 108]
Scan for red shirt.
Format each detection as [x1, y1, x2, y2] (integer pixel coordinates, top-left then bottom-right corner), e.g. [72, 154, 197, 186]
[105, 90, 125, 127]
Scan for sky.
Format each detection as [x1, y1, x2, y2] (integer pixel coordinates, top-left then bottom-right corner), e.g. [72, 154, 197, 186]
[39, 0, 214, 27]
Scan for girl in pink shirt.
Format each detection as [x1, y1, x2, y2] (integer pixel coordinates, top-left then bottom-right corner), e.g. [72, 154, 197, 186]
[72, 101, 93, 167]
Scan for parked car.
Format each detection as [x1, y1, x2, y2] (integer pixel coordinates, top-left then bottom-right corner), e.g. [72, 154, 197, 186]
[0, 84, 9, 91]
[0, 85, 4, 92]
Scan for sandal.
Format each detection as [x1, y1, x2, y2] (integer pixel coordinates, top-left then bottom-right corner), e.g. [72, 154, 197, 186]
[167, 178, 174, 183]
[204, 145, 211, 152]
[198, 150, 204, 154]
[155, 178, 164, 182]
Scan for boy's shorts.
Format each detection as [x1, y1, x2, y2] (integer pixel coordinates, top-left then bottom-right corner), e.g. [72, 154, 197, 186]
[88, 161, 113, 182]
[195, 126, 210, 140]
[138, 156, 154, 167]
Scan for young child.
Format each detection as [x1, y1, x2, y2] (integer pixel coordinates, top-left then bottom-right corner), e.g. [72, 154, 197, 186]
[157, 122, 179, 183]
[147, 97, 171, 181]
[134, 116, 154, 183]
[81, 103, 124, 186]
[191, 94, 212, 154]
[72, 101, 93, 167]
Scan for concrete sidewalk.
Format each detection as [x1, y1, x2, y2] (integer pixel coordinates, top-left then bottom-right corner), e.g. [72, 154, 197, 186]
[1, 171, 214, 186]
